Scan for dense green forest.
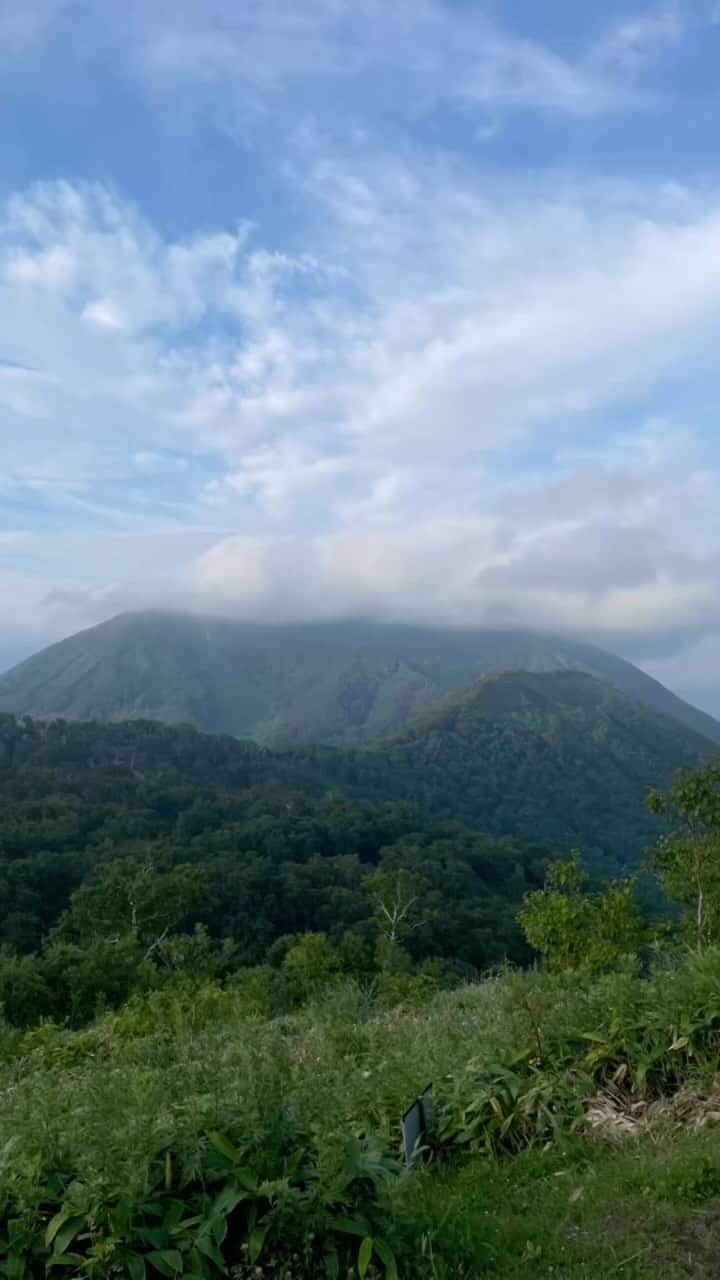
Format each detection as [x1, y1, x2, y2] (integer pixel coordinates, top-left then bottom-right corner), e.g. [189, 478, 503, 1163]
[0, 711, 550, 1024]
[0, 669, 709, 974]
[0, 669, 711, 972]
[0, 667, 714, 1036]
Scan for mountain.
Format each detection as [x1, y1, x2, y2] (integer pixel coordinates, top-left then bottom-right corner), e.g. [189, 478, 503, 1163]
[317, 669, 716, 876]
[0, 610, 718, 747]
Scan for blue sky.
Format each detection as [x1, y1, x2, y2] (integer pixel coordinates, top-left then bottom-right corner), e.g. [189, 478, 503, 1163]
[2, 0, 720, 710]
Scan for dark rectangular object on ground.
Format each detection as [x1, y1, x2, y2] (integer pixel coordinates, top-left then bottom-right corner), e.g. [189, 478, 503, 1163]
[402, 1084, 434, 1164]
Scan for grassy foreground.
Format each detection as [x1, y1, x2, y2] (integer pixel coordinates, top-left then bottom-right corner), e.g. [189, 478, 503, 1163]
[4, 951, 720, 1277]
[410, 1129, 720, 1277]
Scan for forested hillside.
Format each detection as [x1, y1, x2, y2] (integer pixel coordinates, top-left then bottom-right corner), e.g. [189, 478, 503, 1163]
[0, 667, 711, 962]
[313, 670, 714, 877]
[0, 713, 546, 969]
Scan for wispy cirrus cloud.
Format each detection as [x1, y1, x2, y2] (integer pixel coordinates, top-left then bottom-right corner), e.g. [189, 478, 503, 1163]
[0, 0, 687, 125]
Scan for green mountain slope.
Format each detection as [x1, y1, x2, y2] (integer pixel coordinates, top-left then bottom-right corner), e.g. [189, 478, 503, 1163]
[0, 668, 715, 891]
[318, 669, 716, 875]
[0, 611, 718, 746]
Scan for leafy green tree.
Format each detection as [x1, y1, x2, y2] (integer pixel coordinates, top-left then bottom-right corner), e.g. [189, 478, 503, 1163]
[374, 934, 415, 977]
[584, 882, 646, 972]
[0, 946, 50, 1027]
[518, 856, 644, 972]
[54, 859, 207, 949]
[518, 858, 592, 971]
[283, 932, 340, 989]
[648, 765, 720, 949]
[150, 924, 237, 983]
[265, 934, 299, 968]
[40, 936, 151, 1026]
[336, 931, 376, 980]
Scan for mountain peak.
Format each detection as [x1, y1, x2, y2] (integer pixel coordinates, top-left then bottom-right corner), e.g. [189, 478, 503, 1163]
[0, 612, 718, 748]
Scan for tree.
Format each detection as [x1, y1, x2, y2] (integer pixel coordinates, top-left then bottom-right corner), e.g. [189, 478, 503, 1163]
[648, 766, 720, 949]
[365, 867, 429, 974]
[0, 946, 50, 1027]
[150, 924, 237, 983]
[283, 932, 340, 989]
[365, 868, 427, 946]
[336, 931, 375, 980]
[54, 858, 207, 950]
[41, 936, 150, 1025]
[584, 882, 645, 972]
[518, 856, 643, 973]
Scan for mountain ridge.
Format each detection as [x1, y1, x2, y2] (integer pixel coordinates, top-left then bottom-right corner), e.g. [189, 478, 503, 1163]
[315, 668, 716, 875]
[0, 609, 718, 747]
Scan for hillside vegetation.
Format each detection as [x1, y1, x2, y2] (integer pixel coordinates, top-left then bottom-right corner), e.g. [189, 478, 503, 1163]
[1, 612, 718, 746]
[5, 950, 720, 1277]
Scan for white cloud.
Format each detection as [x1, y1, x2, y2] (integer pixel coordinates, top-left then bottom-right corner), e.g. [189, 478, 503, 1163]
[153, 418, 716, 651]
[1, 181, 252, 335]
[454, 28, 646, 117]
[207, 441, 352, 508]
[283, 155, 720, 480]
[14, 418, 711, 671]
[0, 0, 684, 126]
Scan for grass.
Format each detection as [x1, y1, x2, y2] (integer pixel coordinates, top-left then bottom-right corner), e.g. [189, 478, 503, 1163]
[4, 951, 720, 1275]
[404, 1132, 720, 1278]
